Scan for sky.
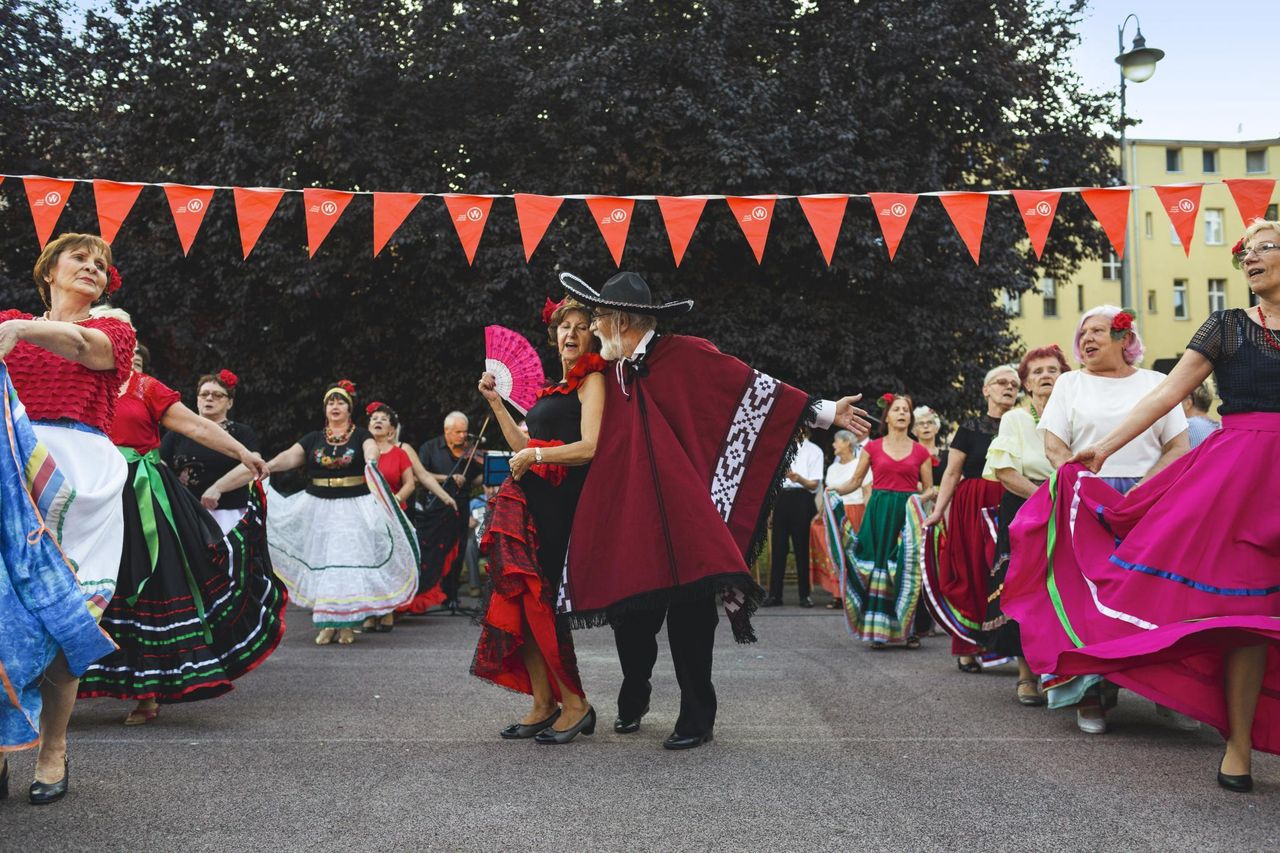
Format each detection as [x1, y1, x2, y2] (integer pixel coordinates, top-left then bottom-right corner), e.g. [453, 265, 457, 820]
[1069, 0, 1275, 142]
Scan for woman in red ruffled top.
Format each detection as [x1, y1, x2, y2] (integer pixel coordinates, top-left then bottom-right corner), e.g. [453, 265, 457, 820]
[0, 233, 134, 804]
[473, 297, 605, 744]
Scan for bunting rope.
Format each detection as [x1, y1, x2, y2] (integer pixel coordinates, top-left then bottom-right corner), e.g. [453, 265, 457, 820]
[1, 172, 1274, 268]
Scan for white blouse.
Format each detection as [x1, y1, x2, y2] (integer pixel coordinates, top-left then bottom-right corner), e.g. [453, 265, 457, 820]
[826, 456, 873, 506]
[1037, 369, 1188, 478]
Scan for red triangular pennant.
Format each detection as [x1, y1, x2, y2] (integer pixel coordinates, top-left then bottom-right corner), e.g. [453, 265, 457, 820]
[1224, 178, 1276, 228]
[1154, 184, 1203, 257]
[514, 194, 564, 261]
[443, 195, 494, 265]
[92, 180, 144, 245]
[1010, 190, 1061, 259]
[232, 187, 285, 260]
[655, 196, 707, 267]
[867, 193, 918, 261]
[303, 188, 354, 258]
[1079, 187, 1131, 259]
[725, 196, 777, 264]
[162, 184, 216, 256]
[938, 192, 989, 264]
[585, 197, 635, 267]
[23, 176, 75, 249]
[372, 192, 423, 257]
[797, 195, 849, 266]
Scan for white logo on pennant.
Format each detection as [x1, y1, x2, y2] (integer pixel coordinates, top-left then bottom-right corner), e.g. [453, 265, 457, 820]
[1036, 201, 1052, 217]
[321, 200, 338, 216]
[42, 191, 62, 207]
[751, 206, 768, 221]
[467, 206, 483, 222]
[182, 198, 204, 214]
[610, 208, 627, 223]
[888, 202, 908, 218]
[1177, 199, 1194, 213]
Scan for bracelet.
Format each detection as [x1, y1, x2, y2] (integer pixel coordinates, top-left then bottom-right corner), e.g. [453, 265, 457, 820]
[534, 447, 543, 464]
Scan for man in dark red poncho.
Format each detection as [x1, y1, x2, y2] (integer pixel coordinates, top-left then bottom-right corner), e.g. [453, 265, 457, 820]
[557, 271, 871, 750]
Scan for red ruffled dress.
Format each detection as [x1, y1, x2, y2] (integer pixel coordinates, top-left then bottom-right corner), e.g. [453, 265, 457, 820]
[470, 353, 605, 698]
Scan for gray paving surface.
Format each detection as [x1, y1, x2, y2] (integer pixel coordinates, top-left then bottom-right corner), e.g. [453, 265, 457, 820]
[2, 599, 1276, 851]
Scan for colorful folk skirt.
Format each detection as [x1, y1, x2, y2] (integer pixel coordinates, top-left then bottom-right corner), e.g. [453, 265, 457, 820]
[471, 478, 582, 699]
[812, 497, 863, 599]
[1, 369, 116, 749]
[839, 489, 925, 646]
[78, 451, 286, 703]
[921, 477, 1002, 656]
[266, 467, 420, 627]
[1005, 414, 1280, 754]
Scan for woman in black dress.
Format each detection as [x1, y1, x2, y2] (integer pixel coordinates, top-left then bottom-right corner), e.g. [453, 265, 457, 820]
[473, 297, 605, 744]
[163, 369, 259, 534]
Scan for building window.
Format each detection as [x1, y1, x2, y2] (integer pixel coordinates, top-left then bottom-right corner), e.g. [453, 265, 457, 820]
[1077, 284, 1085, 313]
[1204, 209, 1224, 245]
[1208, 279, 1226, 313]
[1147, 289, 1158, 314]
[1246, 149, 1267, 173]
[1173, 279, 1189, 320]
[1144, 212, 1153, 238]
[1042, 277, 1057, 318]
[1170, 222, 1181, 245]
[1166, 147, 1182, 172]
[1101, 250, 1121, 280]
[1003, 290, 1022, 317]
[1203, 149, 1219, 173]
[1268, 204, 1278, 221]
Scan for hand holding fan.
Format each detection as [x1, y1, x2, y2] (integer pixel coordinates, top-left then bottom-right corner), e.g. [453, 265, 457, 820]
[484, 325, 545, 414]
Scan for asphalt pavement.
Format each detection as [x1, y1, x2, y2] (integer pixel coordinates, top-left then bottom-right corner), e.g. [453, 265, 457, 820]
[2, 597, 1275, 851]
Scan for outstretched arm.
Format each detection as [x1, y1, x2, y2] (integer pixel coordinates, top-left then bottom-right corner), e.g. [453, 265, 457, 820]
[160, 402, 268, 478]
[202, 443, 305, 509]
[0, 318, 119, 370]
[404, 444, 457, 510]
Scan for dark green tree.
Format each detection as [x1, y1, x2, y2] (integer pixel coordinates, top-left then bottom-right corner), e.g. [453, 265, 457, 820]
[1, 0, 1115, 450]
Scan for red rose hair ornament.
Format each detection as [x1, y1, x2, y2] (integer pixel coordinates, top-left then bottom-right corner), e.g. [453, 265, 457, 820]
[1231, 236, 1247, 269]
[876, 392, 895, 411]
[217, 369, 238, 390]
[541, 296, 566, 326]
[366, 401, 386, 416]
[107, 265, 122, 295]
[337, 379, 356, 394]
[1110, 308, 1136, 340]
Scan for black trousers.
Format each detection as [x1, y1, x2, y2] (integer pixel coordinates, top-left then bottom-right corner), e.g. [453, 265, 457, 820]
[770, 489, 815, 600]
[612, 594, 719, 736]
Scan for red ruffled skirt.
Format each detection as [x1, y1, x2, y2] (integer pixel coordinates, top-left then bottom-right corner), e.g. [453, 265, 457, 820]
[929, 477, 1003, 655]
[470, 479, 582, 699]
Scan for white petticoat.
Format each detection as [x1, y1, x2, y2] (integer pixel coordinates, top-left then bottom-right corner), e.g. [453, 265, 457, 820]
[209, 506, 246, 537]
[33, 422, 127, 621]
[265, 469, 418, 627]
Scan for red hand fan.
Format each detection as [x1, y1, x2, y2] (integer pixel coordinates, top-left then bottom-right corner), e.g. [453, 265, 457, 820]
[484, 325, 545, 414]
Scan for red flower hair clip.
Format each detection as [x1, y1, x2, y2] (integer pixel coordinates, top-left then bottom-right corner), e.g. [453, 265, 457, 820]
[541, 296, 566, 325]
[337, 379, 356, 395]
[1231, 236, 1248, 269]
[366, 401, 385, 416]
[217, 368, 238, 390]
[1110, 309, 1136, 340]
[107, 266, 122, 295]
[876, 393, 895, 411]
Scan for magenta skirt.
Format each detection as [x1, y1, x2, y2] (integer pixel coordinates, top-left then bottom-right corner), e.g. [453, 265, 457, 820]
[1004, 413, 1280, 754]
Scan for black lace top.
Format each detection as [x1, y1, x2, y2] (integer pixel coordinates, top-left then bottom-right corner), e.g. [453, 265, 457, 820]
[950, 414, 1003, 479]
[1186, 309, 1280, 415]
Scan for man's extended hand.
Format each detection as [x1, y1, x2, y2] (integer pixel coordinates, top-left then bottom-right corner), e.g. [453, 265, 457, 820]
[833, 394, 872, 440]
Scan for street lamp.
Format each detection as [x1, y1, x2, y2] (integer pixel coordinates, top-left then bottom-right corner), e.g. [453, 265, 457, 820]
[1115, 14, 1165, 309]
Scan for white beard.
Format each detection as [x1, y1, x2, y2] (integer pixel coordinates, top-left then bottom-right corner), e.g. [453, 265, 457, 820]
[597, 327, 625, 361]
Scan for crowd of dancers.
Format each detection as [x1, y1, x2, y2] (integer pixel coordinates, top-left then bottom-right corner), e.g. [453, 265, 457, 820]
[1, 224, 1277, 806]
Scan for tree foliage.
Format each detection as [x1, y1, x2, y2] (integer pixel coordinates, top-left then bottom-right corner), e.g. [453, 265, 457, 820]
[0, 0, 1116, 450]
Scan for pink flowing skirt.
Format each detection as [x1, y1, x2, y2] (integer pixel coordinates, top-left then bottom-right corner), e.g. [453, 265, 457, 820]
[1005, 413, 1280, 754]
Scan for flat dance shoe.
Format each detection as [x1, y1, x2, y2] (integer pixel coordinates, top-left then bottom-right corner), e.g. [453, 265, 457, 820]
[663, 730, 714, 750]
[535, 707, 596, 745]
[500, 709, 560, 740]
[29, 756, 69, 806]
[1218, 753, 1253, 793]
[1016, 679, 1046, 707]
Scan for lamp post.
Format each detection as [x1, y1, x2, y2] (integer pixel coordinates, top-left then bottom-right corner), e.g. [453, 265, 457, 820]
[1115, 15, 1165, 310]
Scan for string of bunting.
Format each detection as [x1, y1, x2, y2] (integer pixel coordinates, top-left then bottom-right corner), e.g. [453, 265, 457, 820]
[2, 173, 1274, 267]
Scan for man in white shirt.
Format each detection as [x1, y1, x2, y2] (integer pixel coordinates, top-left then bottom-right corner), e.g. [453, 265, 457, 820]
[763, 428, 826, 608]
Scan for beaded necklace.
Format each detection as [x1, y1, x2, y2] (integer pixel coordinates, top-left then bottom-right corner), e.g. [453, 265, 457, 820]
[1256, 306, 1280, 353]
[324, 422, 355, 446]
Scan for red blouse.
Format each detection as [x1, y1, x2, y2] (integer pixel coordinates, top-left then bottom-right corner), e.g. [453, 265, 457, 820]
[110, 372, 182, 453]
[377, 444, 413, 506]
[865, 438, 931, 492]
[0, 310, 136, 434]
[536, 352, 607, 399]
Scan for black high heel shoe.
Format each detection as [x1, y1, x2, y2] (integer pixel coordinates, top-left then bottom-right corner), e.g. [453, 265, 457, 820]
[29, 755, 69, 805]
[534, 706, 596, 745]
[500, 709, 560, 740]
[1217, 752, 1254, 793]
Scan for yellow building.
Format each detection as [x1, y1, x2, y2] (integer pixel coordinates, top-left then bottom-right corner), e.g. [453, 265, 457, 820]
[1008, 137, 1279, 371]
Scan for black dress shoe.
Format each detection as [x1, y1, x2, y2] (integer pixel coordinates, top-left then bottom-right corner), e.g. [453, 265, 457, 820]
[761, 597, 783, 608]
[799, 596, 814, 608]
[1218, 753, 1254, 793]
[614, 703, 649, 734]
[663, 729, 714, 750]
[535, 706, 596, 745]
[500, 709, 560, 740]
[29, 756, 68, 805]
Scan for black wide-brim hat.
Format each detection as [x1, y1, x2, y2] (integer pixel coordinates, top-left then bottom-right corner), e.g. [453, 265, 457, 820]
[559, 271, 694, 318]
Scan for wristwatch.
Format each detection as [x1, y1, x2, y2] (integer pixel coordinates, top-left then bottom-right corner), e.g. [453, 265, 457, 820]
[534, 447, 543, 464]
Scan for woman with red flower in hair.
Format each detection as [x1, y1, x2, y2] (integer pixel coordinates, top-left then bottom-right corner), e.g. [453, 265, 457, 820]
[77, 321, 284, 727]
[472, 296, 605, 744]
[208, 379, 420, 646]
